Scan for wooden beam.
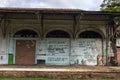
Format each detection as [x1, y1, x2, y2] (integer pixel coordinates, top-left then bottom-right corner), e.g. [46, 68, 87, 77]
[0, 14, 10, 38]
[0, 14, 5, 38]
[36, 12, 44, 38]
[76, 13, 83, 28]
[0, 14, 5, 24]
[74, 13, 84, 38]
[73, 15, 76, 38]
[41, 14, 44, 38]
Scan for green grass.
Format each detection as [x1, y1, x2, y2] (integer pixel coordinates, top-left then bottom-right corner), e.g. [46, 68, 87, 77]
[0, 78, 117, 80]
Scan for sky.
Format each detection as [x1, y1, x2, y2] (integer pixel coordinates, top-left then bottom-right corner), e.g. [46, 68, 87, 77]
[0, 0, 104, 11]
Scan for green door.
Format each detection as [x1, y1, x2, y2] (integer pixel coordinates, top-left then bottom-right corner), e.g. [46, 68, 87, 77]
[8, 54, 13, 64]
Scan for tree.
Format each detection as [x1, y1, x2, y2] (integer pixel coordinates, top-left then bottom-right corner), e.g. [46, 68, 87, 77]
[101, 0, 120, 12]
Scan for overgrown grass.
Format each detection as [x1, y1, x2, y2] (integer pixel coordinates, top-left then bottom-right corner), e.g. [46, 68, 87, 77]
[0, 78, 117, 80]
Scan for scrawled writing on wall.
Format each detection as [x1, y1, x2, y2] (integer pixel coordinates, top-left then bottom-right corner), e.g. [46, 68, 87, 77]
[47, 40, 69, 56]
[71, 39, 102, 65]
[46, 39, 70, 65]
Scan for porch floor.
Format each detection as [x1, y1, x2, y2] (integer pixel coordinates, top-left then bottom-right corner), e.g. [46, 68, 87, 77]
[0, 65, 120, 78]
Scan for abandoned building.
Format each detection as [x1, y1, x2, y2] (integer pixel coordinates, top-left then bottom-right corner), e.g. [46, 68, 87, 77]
[0, 8, 120, 66]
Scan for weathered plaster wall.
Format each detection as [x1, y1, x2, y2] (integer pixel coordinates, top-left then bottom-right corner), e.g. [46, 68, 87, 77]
[45, 38, 70, 65]
[0, 29, 8, 64]
[8, 38, 104, 65]
[71, 39, 102, 65]
[2, 13, 114, 65]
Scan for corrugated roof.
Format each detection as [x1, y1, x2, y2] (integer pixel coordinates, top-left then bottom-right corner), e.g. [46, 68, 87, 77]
[0, 7, 119, 16]
[0, 7, 84, 13]
[0, 7, 83, 11]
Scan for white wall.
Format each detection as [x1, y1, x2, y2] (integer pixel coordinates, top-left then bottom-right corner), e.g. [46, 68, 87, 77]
[0, 32, 7, 64]
[71, 39, 102, 65]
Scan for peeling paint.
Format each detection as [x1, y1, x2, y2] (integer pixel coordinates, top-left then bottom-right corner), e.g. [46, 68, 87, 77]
[71, 39, 102, 65]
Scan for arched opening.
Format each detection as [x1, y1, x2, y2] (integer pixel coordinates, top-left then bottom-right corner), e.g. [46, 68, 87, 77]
[46, 30, 70, 38]
[79, 31, 102, 38]
[13, 29, 38, 38]
[13, 29, 38, 65]
[45, 30, 70, 65]
[76, 30, 102, 65]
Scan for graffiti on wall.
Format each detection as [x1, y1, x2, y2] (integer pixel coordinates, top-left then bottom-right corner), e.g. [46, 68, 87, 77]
[46, 39, 69, 65]
[0, 55, 7, 64]
[38, 40, 46, 55]
[71, 39, 102, 65]
[47, 39, 69, 56]
[46, 56, 69, 65]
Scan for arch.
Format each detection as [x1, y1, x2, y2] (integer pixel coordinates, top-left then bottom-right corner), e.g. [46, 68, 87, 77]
[45, 30, 71, 38]
[79, 31, 102, 38]
[13, 29, 39, 38]
[76, 28, 105, 39]
[12, 27, 40, 37]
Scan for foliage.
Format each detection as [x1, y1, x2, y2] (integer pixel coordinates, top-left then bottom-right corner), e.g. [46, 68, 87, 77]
[102, 2, 120, 12]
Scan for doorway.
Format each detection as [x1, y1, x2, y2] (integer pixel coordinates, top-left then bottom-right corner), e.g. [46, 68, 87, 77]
[15, 40, 36, 65]
[14, 29, 38, 65]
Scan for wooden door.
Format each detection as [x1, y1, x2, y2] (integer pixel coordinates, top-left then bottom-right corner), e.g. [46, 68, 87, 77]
[16, 40, 36, 65]
[117, 48, 120, 65]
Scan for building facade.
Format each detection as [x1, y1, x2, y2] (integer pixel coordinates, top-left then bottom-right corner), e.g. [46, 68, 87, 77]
[0, 8, 120, 66]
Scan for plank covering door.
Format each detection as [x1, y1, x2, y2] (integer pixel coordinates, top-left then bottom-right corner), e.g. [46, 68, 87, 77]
[117, 48, 120, 65]
[16, 40, 36, 65]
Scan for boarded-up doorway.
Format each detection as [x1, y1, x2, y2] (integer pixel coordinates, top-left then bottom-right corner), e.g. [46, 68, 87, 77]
[16, 40, 36, 65]
[117, 48, 120, 65]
